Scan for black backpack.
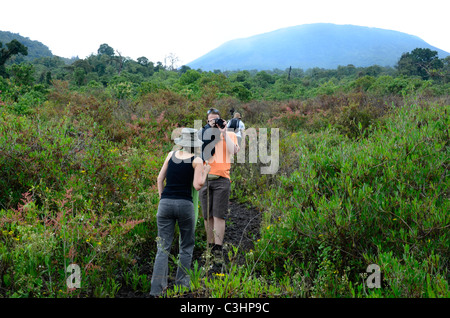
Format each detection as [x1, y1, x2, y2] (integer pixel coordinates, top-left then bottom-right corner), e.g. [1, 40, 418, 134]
[199, 124, 219, 161]
[228, 118, 240, 130]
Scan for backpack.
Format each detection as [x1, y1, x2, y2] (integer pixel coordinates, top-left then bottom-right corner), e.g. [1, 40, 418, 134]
[228, 118, 240, 131]
[199, 124, 219, 161]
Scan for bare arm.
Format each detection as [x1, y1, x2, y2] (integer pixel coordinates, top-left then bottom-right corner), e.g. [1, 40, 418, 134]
[157, 151, 173, 198]
[193, 157, 211, 191]
[219, 123, 239, 155]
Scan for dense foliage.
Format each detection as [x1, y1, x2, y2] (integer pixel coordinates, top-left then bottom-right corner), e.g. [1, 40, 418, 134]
[0, 43, 448, 297]
[0, 31, 53, 63]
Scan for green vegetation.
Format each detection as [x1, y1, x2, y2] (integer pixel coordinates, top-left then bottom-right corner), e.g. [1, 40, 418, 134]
[0, 39, 28, 77]
[234, 97, 449, 297]
[0, 42, 449, 298]
[0, 31, 53, 64]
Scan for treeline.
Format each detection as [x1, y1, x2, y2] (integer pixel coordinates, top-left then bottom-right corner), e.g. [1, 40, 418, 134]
[1, 42, 449, 116]
[0, 31, 53, 63]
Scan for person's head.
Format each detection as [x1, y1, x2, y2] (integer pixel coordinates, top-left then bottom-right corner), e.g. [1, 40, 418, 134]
[233, 112, 241, 119]
[174, 128, 203, 154]
[207, 108, 220, 127]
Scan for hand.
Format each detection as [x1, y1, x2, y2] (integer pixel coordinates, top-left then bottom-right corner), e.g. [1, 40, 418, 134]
[219, 120, 227, 135]
[204, 161, 211, 174]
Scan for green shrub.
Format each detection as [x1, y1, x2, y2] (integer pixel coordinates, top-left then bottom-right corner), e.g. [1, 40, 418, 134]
[249, 100, 449, 296]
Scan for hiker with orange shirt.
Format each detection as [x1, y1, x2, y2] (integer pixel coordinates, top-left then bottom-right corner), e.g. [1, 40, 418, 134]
[198, 108, 239, 263]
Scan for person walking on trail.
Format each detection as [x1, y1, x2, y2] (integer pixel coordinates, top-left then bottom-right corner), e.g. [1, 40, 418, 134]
[227, 112, 245, 146]
[198, 108, 239, 263]
[150, 128, 210, 297]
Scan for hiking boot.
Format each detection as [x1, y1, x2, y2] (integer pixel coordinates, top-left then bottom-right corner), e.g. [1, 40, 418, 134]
[212, 245, 224, 265]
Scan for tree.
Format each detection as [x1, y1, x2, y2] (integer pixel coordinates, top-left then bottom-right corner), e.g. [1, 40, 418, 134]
[97, 43, 115, 57]
[10, 63, 34, 87]
[154, 61, 164, 72]
[0, 39, 28, 77]
[137, 56, 149, 66]
[164, 53, 179, 71]
[113, 51, 127, 75]
[178, 65, 191, 74]
[397, 48, 444, 80]
[179, 69, 201, 85]
[73, 67, 86, 86]
[442, 56, 450, 83]
[72, 59, 93, 73]
[254, 71, 275, 88]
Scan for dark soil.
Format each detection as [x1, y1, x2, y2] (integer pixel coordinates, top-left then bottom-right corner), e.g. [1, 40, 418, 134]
[224, 200, 262, 251]
[193, 200, 262, 262]
[115, 199, 261, 298]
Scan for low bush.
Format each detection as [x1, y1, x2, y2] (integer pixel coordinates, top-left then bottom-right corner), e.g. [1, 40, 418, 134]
[242, 99, 449, 297]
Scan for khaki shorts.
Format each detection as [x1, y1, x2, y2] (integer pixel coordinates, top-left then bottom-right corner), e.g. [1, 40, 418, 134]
[199, 177, 231, 220]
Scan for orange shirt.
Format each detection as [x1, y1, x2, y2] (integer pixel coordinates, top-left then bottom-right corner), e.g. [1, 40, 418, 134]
[208, 131, 238, 180]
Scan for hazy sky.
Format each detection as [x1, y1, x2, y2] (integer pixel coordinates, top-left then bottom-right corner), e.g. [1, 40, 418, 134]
[1, 0, 449, 66]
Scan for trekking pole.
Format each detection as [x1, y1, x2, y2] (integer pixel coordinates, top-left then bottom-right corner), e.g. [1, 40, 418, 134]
[206, 177, 210, 236]
[205, 162, 211, 278]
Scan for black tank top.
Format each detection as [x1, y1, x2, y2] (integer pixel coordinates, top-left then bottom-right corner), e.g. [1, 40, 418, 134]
[161, 152, 195, 202]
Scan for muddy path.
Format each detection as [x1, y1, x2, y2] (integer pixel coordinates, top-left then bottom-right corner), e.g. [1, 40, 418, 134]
[223, 200, 262, 252]
[193, 200, 262, 270]
[115, 199, 262, 297]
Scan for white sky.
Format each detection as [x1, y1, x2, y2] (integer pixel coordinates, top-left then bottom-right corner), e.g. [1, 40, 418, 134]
[1, 0, 449, 66]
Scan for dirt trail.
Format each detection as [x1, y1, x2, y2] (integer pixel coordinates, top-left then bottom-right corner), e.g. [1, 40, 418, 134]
[193, 200, 262, 269]
[224, 200, 262, 251]
[116, 200, 261, 297]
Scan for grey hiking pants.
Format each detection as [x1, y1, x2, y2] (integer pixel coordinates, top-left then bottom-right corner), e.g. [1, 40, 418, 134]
[150, 198, 195, 296]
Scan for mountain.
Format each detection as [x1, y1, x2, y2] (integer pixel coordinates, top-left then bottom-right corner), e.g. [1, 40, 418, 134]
[187, 23, 450, 71]
[0, 30, 53, 61]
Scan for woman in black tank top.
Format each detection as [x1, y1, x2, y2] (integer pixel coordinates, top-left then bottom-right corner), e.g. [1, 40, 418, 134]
[150, 128, 210, 297]
[160, 151, 196, 201]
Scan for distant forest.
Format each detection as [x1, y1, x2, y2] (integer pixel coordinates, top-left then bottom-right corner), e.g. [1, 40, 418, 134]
[1, 31, 52, 62]
[1, 39, 449, 108]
